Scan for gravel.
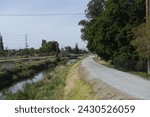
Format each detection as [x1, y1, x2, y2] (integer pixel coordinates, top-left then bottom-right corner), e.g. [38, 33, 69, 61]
[81, 56, 150, 99]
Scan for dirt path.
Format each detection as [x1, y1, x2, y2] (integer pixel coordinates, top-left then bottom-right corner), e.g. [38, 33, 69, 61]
[81, 56, 150, 99]
[64, 60, 135, 100]
[81, 56, 150, 100]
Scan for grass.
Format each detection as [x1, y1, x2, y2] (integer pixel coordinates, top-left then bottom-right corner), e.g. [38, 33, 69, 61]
[0, 56, 54, 63]
[64, 62, 96, 100]
[5, 59, 96, 100]
[5, 62, 73, 100]
[94, 57, 113, 68]
[129, 72, 150, 80]
[94, 57, 150, 80]
[0, 58, 57, 90]
[64, 78, 95, 100]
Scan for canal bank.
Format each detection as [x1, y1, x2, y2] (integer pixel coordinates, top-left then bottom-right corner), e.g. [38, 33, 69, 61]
[0, 72, 45, 99]
[5, 62, 74, 100]
[0, 58, 57, 91]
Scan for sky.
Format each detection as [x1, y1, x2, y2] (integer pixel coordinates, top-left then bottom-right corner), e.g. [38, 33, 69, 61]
[0, 0, 90, 49]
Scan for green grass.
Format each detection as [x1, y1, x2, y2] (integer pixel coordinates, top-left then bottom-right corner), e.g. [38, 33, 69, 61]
[129, 72, 150, 80]
[5, 59, 96, 100]
[0, 56, 54, 63]
[0, 58, 56, 90]
[94, 57, 113, 68]
[5, 63, 74, 100]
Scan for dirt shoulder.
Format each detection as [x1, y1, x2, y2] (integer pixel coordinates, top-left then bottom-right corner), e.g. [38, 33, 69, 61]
[64, 61, 96, 100]
[64, 59, 136, 100]
[80, 57, 137, 100]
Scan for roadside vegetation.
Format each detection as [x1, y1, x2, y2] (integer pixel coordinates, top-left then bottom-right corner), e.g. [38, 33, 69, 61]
[64, 62, 96, 100]
[5, 61, 71, 99]
[0, 34, 88, 92]
[0, 57, 57, 90]
[79, 0, 149, 73]
[5, 60, 95, 100]
[94, 57, 150, 80]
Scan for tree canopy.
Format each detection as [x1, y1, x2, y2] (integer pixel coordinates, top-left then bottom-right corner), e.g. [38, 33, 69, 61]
[79, 0, 146, 61]
[39, 40, 60, 55]
[131, 17, 150, 73]
[131, 21, 150, 58]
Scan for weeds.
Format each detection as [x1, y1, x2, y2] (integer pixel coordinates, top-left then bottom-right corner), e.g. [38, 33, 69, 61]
[94, 57, 150, 80]
[0, 59, 57, 90]
[5, 63, 73, 100]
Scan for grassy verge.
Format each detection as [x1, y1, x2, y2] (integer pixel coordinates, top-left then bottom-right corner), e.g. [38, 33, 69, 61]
[6, 60, 96, 100]
[0, 56, 54, 63]
[94, 57, 113, 68]
[94, 57, 150, 80]
[64, 62, 96, 100]
[129, 72, 150, 80]
[0, 59, 57, 90]
[5, 62, 73, 100]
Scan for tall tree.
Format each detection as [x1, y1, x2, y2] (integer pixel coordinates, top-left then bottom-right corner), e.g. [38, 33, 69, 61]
[74, 43, 79, 54]
[85, 0, 104, 19]
[131, 18, 150, 73]
[39, 40, 60, 55]
[65, 46, 72, 53]
[0, 34, 4, 50]
[79, 0, 145, 61]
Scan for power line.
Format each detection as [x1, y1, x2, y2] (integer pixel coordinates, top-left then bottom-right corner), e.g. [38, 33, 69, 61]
[0, 13, 84, 16]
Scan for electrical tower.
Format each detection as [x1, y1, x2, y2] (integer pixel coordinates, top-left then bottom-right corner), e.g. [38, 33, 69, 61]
[25, 34, 29, 58]
[25, 34, 28, 48]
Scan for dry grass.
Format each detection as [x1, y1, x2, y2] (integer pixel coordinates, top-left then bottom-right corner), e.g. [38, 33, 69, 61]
[64, 62, 96, 100]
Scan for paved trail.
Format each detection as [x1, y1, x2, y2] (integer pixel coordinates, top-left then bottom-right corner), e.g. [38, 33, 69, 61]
[81, 56, 150, 99]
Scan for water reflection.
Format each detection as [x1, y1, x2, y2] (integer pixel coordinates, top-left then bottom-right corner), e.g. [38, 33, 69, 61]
[0, 72, 44, 99]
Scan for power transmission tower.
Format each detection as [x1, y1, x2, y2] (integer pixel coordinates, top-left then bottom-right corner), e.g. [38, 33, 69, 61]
[25, 34, 28, 48]
[25, 34, 29, 58]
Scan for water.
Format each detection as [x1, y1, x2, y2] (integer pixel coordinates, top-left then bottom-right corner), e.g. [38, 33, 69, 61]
[0, 72, 44, 99]
[67, 59, 77, 64]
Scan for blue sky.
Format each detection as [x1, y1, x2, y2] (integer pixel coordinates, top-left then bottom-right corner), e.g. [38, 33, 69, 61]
[0, 0, 90, 49]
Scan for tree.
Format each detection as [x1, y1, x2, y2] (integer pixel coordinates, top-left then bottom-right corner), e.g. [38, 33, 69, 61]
[79, 0, 145, 61]
[131, 18, 150, 73]
[40, 39, 47, 53]
[74, 43, 79, 54]
[79, 0, 104, 41]
[65, 46, 72, 53]
[85, 0, 104, 19]
[39, 40, 60, 55]
[0, 34, 4, 50]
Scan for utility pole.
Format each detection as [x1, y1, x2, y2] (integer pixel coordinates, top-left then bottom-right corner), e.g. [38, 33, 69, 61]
[146, 0, 150, 17]
[146, 0, 150, 73]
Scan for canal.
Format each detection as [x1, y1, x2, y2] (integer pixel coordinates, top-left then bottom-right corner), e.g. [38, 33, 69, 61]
[0, 72, 45, 99]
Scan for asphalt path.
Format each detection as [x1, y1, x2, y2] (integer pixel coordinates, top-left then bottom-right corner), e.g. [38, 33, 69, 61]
[81, 56, 150, 99]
